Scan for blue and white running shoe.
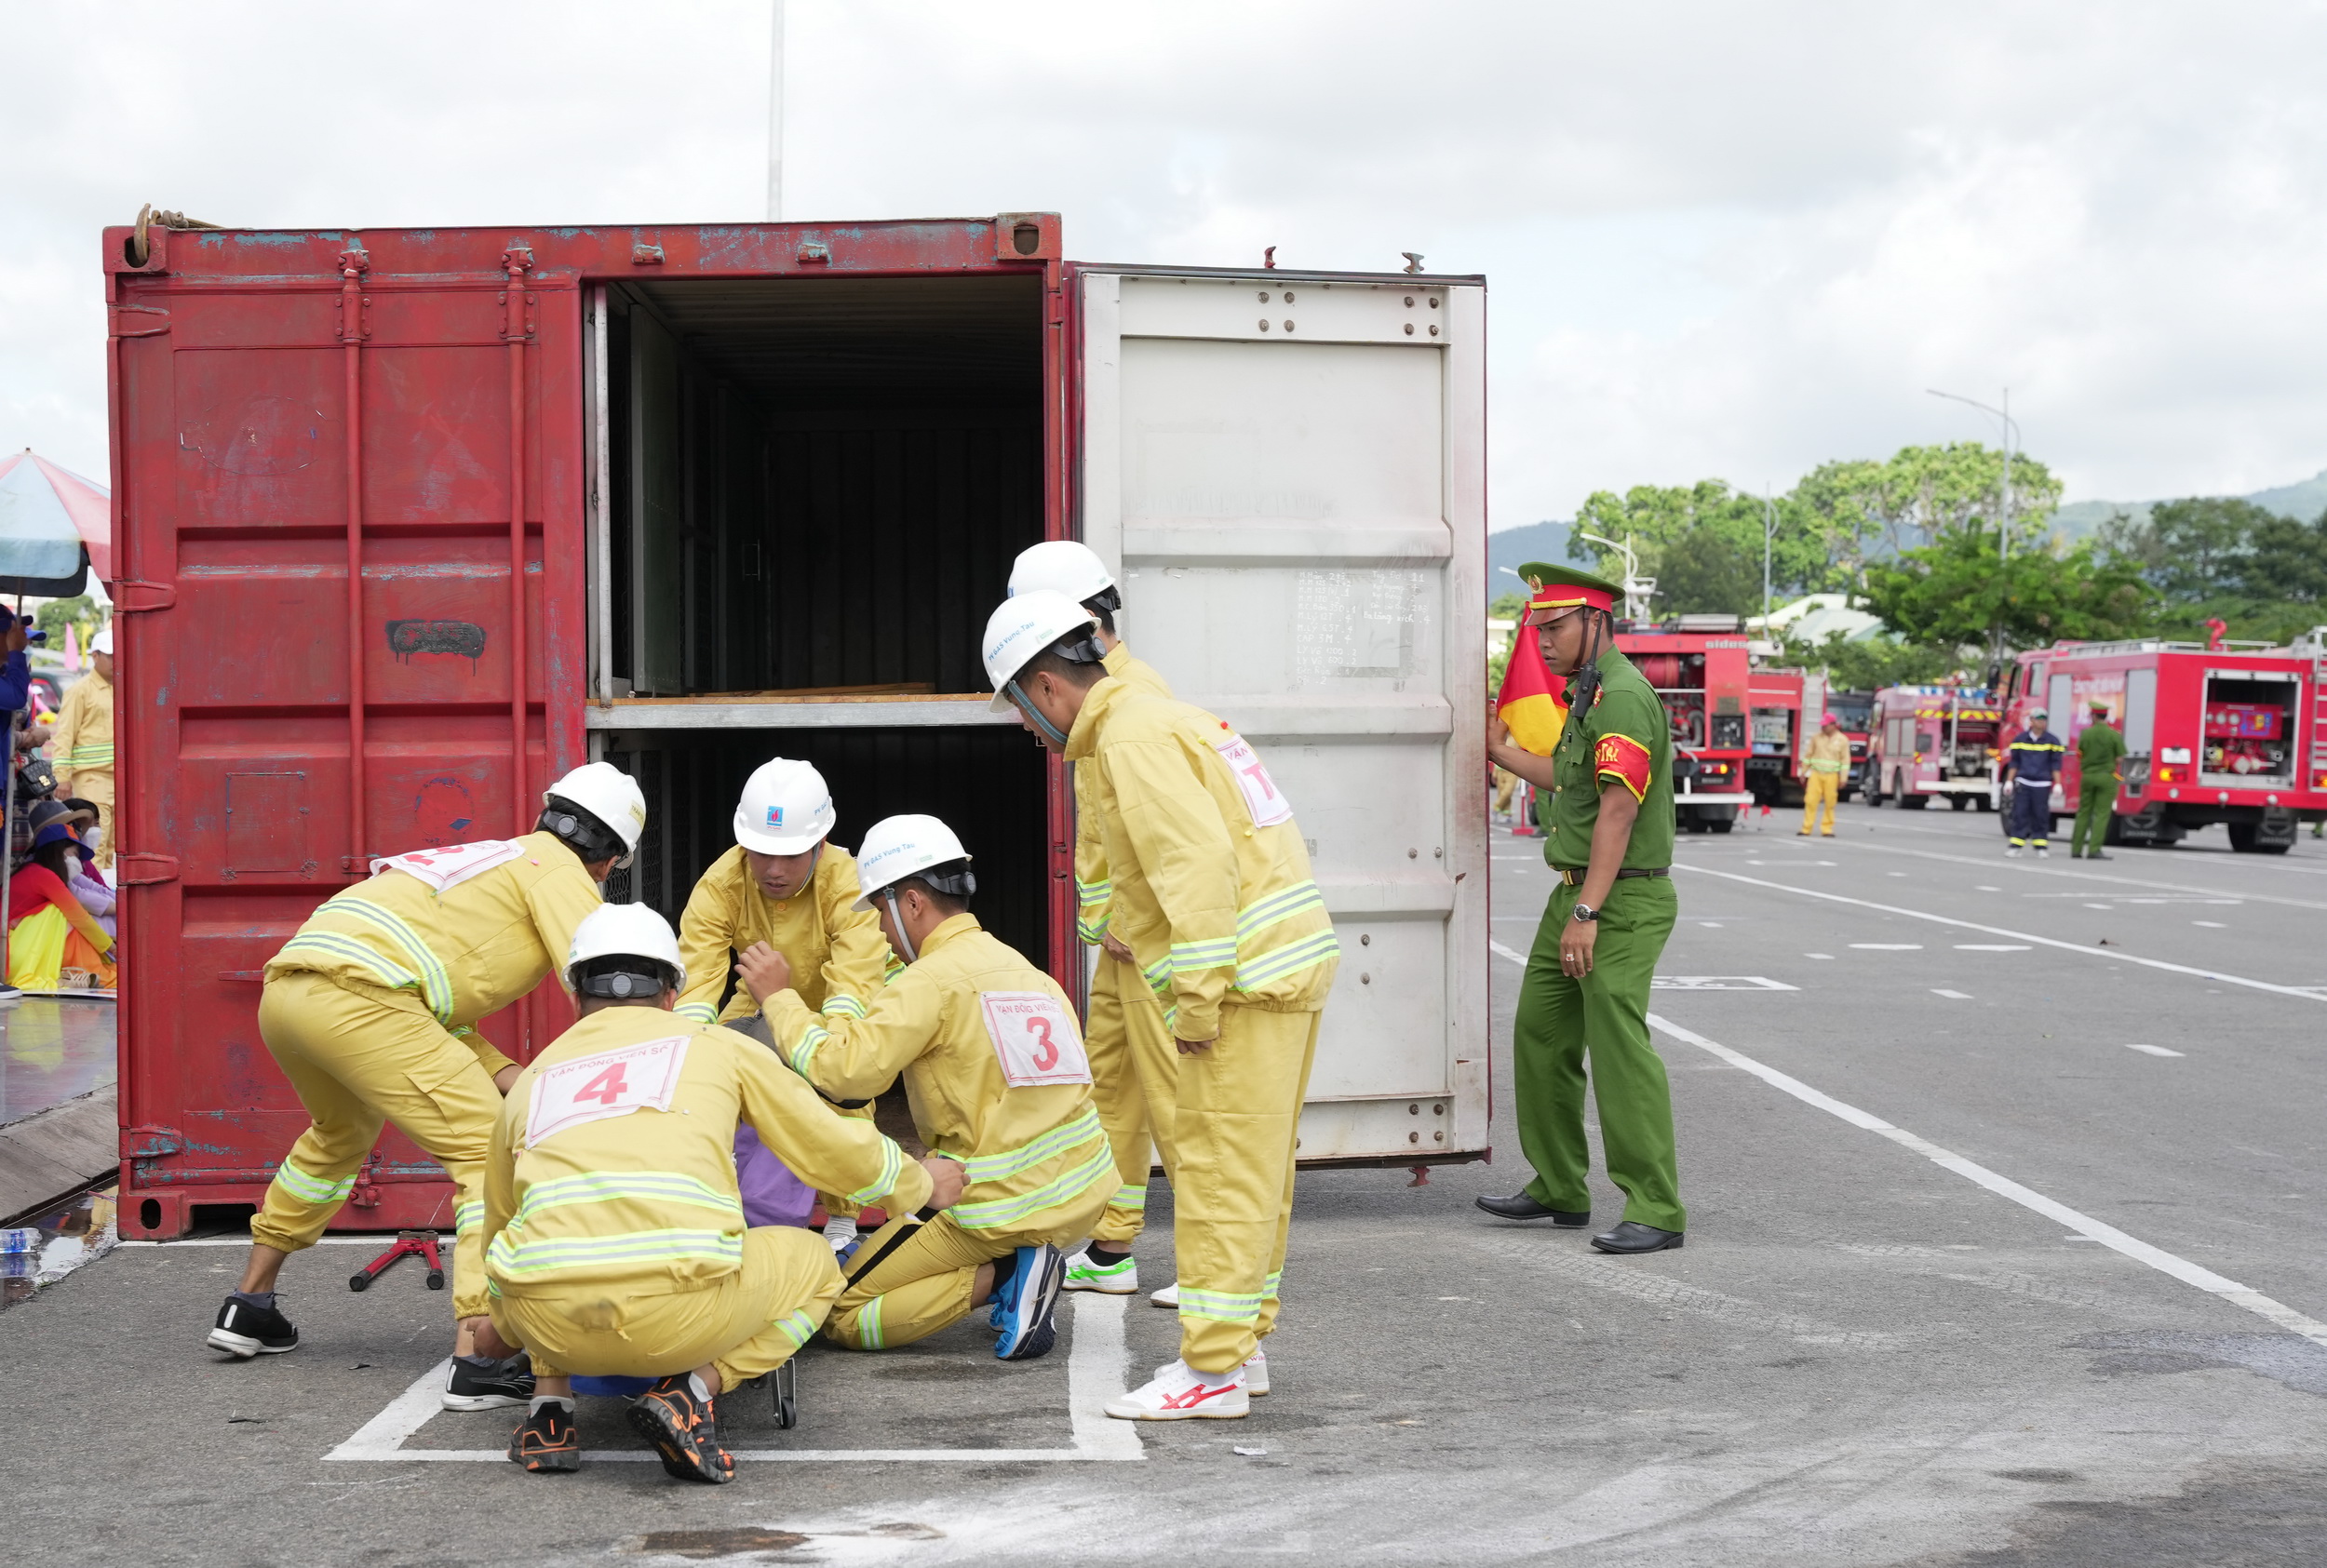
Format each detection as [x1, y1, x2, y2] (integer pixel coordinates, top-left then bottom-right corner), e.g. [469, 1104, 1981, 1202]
[990, 1243, 1066, 1361]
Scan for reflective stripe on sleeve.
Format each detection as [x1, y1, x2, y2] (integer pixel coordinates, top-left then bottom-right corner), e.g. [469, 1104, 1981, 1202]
[1234, 880, 1325, 942]
[1075, 878, 1111, 905]
[1233, 928, 1341, 991]
[454, 1199, 484, 1235]
[674, 1001, 720, 1025]
[787, 1024, 829, 1078]
[821, 995, 869, 1020]
[844, 1138, 907, 1206]
[1169, 938, 1239, 974]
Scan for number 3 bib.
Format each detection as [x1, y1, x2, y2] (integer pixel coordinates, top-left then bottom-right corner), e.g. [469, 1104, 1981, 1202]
[979, 992, 1092, 1088]
[528, 1036, 692, 1145]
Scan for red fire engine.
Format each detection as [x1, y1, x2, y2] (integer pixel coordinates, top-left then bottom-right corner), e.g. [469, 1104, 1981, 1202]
[2005, 632, 2327, 851]
[1616, 615, 1755, 831]
[1826, 688, 1875, 799]
[1863, 685, 2004, 811]
[1744, 667, 1832, 808]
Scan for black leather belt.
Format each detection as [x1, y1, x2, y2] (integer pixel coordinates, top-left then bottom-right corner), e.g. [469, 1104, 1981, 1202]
[1556, 866, 1671, 887]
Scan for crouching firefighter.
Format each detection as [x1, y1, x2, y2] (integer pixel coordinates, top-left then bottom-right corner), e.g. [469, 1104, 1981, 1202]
[745, 813, 1115, 1361]
[478, 904, 955, 1481]
[675, 757, 894, 1247]
[208, 763, 645, 1416]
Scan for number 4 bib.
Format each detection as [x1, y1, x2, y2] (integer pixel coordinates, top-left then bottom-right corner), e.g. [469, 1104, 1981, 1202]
[979, 992, 1092, 1088]
[528, 1036, 692, 1145]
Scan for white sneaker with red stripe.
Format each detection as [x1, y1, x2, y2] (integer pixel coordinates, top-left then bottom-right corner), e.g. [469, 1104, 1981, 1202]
[1156, 1347, 1267, 1395]
[1106, 1359, 1249, 1421]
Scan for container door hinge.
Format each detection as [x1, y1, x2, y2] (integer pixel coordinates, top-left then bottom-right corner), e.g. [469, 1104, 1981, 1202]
[113, 581, 177, 613]
[109, 304, 170, 339]
[337, 248, 370, 342]
[501, 245, 536, 341]
[117, 852, 182, 886]
[123, 1124, 185, 1159]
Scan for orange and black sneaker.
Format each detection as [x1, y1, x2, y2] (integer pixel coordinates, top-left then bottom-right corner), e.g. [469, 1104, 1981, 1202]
[625, 1374, 734, 1484]
[507, 1399, 580, 1474]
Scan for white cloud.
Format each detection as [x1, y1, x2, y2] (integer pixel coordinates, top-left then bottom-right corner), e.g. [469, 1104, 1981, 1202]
[7, 1, 2327, 522]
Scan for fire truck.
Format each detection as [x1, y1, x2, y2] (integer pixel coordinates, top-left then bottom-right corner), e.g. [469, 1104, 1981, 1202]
[1615, 615, 1755, 831]
[1863, 685, 2004, 810]
[1744, 667, 1831, 808]
[1826, 688, 1876, 799]
[2004, 632, 2327, 851]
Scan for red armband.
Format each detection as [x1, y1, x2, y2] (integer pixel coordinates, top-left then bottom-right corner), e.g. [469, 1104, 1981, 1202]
[1594, 733, 1653, 801]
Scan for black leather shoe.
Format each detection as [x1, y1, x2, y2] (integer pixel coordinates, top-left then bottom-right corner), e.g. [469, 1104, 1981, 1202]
[1591, 1221, 1684, 1253]
[2085, 851, 2111, 860]
[1475, 1193, 1589, 1226]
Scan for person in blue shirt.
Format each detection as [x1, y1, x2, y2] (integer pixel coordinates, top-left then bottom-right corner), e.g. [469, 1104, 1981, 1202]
[2002, 707, 2065, 857]
[0, 609, 32, 717]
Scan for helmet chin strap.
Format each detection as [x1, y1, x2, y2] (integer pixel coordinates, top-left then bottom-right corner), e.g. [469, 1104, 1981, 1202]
[1006, 679, 1070, 747]
[882, 886, 919, 964]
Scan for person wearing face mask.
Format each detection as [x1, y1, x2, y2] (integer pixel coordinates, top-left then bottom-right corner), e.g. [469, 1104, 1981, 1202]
[982, 591, 1337, 1421]
[675, 758, 894, 1246]
[206, 762, 644, 1416]
[1477, 564, 1686, 1257]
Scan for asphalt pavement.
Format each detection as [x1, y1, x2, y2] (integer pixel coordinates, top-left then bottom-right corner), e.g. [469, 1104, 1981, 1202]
[5, 798, 2325, 1565]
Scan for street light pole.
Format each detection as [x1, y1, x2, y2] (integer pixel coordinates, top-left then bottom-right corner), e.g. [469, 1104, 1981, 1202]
[1761, 489, 1776, 635]
[1926, 387, 2020, 562]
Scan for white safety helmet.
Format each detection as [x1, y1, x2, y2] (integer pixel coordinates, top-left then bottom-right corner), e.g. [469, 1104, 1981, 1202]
[981, 590, 1105, 716]
[1008, 540, 1115, 605]
[733, 757, 835, 856]
[542, 761, 649, 866]
[90, 626, 114, 656]
[563, 902, 687, 998]
[852, 813, 975, 910]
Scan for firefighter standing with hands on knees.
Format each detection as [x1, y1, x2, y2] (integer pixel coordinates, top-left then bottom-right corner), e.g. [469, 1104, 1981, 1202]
[985, 590, 1338, 1420]
[2071, 699, 2124, 860]
[2003, 707, 2066, 857]
[745, 813, 1115, 1362]
[206, 763, 644, 1414]
[1798, 712, 1849, 838]
[674, 757, 893, 1246]
[473, 903, 953, 1482]
[1005, 540, 1183, 1304]
[1477, 564, 1687, 1256]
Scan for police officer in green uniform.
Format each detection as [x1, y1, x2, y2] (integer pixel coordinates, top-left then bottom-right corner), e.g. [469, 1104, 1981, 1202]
[2071, 700, 2124, 859]
[1476, 563, 1685, 1254]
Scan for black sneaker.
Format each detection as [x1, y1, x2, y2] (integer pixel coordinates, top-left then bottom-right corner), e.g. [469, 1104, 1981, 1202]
[508, 1400, 581, 1473]
[443, 1352, 534, 1412]
[625, 1374, 734, 1484]
[208, 1294, 298, 1359]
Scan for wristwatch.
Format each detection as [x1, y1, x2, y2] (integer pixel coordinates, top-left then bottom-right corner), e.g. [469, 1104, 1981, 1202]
[1569, 903, 1599, 923]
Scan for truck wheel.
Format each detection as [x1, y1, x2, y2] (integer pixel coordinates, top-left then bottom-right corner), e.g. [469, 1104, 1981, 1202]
[2226, 823, 2285, 854]
[1950, 796, 1971, 811]
[1896, 773, 1929, 809]
[1707, 813, 1735, 834]
[1865, 771, 1886, 807]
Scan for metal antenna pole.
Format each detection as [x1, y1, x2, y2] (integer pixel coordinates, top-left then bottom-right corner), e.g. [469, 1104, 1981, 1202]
[766, 0, 787, 221]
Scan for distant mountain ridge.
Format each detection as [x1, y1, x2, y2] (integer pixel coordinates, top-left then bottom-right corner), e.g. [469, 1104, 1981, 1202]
[1487, 519, 1571, 596]
[2050, 468, 2327, 540]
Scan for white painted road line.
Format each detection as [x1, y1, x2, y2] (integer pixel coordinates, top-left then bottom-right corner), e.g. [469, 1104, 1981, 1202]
[1955, 944, 2030, 951]
[1817, 834, 2327, 912]
[2126, 1044, 2186, 1058]
[1849, 943, 1923, 950]
[1488, 939, 2327, 1347]
[324, 1295, 1143, 1463]
[1675, 864, 2327, 1003]
[1931, 989, 1973, 999]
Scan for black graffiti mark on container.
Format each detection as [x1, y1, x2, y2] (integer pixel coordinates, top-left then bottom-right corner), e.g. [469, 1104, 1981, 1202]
[386, 620, 487, 671]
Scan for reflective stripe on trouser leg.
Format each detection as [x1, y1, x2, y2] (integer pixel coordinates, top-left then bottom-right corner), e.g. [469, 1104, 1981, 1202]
[491, 1226, 842, 1386]
[2010, 781, 2051, 847]
[1172, 1005, 1322, 1374]
[248, 972, 503, 1318]
[1086, 954, 1164, 1246]
[1512, 878, 1684, 1232]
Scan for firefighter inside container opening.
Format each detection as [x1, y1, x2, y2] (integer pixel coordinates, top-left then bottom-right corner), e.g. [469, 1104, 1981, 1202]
[675, 757, 894, 1251]
[471, 903, 957, 1481]
[742, 811, 1113, 1362]
[985, 589, 1339, 1420]
[2003, 706, 2065, 857]
[1006, 540, 1184, 1308]
[1478, 563, 1688, 1256]
[206, 762, 643, 1417]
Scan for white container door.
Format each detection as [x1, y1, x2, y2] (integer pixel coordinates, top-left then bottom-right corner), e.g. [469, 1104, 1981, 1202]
[1074, 267, 1487, 1163]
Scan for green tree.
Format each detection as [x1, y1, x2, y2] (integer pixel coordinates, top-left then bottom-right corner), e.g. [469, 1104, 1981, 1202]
[1779, 631, 1964, 691]
[34, 595, 103, 645]
[1568, 479, 1832, 607]
[1797, 443, 2063, 569]
[1863, 526, 2151, 655]
[2106, 496, 2271, 602]
[1653, 527, 1762, 616]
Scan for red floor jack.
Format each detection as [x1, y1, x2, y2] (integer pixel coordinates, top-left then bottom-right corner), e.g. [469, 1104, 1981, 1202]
[348, 1231, 446, 1293]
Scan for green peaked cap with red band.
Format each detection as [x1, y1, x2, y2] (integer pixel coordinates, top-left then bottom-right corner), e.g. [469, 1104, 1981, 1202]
[1515, 561, 1621, 622]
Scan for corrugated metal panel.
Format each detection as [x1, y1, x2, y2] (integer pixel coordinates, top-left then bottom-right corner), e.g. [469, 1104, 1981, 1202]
[603, 727, 1049, 966]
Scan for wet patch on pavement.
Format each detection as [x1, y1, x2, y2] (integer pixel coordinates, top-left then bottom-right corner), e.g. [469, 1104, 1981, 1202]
[1, 1186, 115, 1310]
[1921, 1459, 2327, 1566]
[2077, 1329, 2327, 1399]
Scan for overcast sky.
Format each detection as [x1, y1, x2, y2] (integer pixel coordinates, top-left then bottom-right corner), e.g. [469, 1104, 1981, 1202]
[7, 1, 2326, 528]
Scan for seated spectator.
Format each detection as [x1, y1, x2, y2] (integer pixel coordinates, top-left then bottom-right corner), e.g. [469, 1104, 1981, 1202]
[7, 824, 115, 991]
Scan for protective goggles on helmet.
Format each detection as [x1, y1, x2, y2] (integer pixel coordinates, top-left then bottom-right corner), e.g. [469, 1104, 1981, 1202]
[572, 958, 679, 999]
[540, 797, 635, 870]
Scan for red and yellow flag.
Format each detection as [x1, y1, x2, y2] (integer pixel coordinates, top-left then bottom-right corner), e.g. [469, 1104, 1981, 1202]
[1496, 623, 1569, 756]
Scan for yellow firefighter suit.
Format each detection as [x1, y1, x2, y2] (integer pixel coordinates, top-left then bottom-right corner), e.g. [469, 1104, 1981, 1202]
[764, 913, 1114, 1349]
[1800, 728, 1849, 837]
[1077, 641, 1181, 1246]
[52, 667, 114, 871]
[251, 833, 602, 1318]
[481, 1003, 932, 1388]
[1065, 676, 1338, 1374]
[675, 843, 894, 1216]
